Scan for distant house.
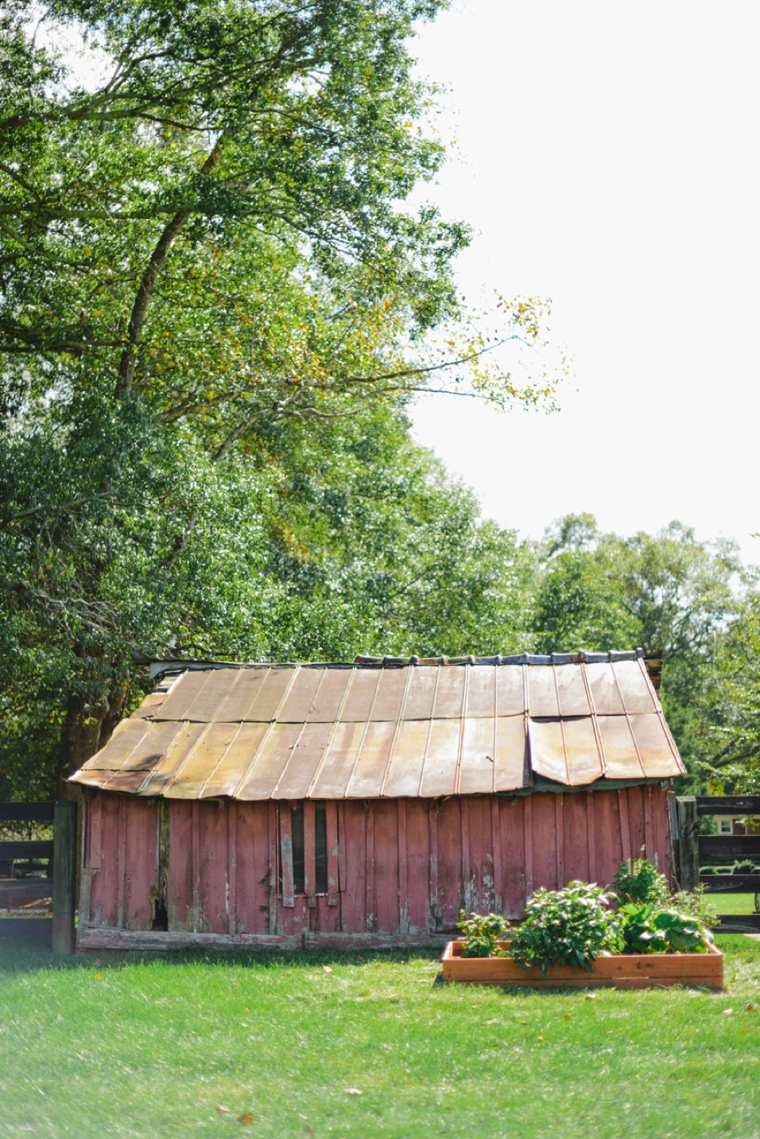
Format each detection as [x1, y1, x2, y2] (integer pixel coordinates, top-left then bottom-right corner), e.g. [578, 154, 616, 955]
[70, 650, 685, 951]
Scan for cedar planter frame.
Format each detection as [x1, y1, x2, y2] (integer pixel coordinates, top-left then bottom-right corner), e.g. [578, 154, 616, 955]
[441, 940, 724, 989]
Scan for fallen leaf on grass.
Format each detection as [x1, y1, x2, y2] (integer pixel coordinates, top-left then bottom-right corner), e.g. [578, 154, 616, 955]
[238, 1113, 255, 1124]
[323, 966, 333, 974]
[740, 1029, 749, 1035]
[723, 1008, 734, 1016]
[745, 1004, 757, 1012]
[584, 993, 596, 1001]
[93, 973, 103, 979]
[564, 1013, 571, 1020]
[483, 1018, 499, 1025]
[216, 1106, 230, 1115]
[344, 1088, 362, 1095]
[304, 1127, 315, 1135]
[537, 1035, 544, 1044]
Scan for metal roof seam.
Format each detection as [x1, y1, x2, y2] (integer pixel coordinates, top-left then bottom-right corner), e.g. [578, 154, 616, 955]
[380, 666, 417, 797]
[552, 667, 571, 785]
[344, 671, 383, 796]
[579, 663, 608, 778]
[305, 669, 357, 798]
[415, 668, 441, 797]
[452, 665, 471, 796]
[196, 720, 246, 799]
[144, 720, 209, 796]
[230, 719, 279, 799]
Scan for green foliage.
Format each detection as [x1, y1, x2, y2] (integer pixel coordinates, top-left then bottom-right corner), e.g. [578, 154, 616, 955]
[509, 882, 622, 977]
[669, 884, 720, 930]
[733, 859, 756, 875]
[613, 852, 670, 906]
[618, 903, 713, 955]
[456, 911, 509, 958]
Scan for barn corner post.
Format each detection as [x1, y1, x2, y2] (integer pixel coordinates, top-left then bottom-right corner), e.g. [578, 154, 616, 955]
[675, 795, 699, 891]
[52, 801, 78, 955]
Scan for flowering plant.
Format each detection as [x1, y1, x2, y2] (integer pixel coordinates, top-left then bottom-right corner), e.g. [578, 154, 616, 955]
[509, 881, 623, 977]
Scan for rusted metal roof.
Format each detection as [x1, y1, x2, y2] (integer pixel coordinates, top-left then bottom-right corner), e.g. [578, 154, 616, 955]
[70, 655, 685, 798]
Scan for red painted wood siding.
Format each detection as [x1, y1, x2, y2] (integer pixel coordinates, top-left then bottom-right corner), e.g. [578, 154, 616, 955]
[81, 786, 673, 935]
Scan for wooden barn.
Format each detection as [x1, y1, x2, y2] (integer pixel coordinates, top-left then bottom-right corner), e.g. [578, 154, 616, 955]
[69, 652, 685, 951]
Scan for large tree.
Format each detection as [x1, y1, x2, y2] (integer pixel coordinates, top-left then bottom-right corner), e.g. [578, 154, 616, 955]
[0, 0, 554, 794]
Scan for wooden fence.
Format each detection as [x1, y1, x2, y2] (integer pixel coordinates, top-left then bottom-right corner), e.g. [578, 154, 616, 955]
[674, 795, 760, 932]
[0, 801, 77, 954]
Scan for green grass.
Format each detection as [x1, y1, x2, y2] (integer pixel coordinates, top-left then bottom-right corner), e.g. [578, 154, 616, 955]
[714, 892, 760, 915]
[0, 936, 759, 1139]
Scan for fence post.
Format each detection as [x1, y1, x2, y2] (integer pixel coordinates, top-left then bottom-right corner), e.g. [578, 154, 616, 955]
[676, 796, 699, 892]
[52, 801, 77, 955]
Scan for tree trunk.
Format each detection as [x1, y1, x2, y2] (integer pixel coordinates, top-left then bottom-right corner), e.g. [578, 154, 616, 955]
[56, 653, 128, 797]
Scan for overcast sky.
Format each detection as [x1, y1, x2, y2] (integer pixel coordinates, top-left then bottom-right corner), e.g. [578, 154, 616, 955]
[410, 0, 760, 559]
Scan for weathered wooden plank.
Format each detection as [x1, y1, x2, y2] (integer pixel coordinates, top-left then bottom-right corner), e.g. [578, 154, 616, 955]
[198, 801, 230, 934]
[0, 841, 53, 860]
[696, 796, 760, 815]
[499, 797, 525, 919]
[405, 800, 429, 934]
[52, 801, 77, 955]
[374, 801, 399, 933]
[0, 879, 51, 905]
[701, 874, 760, 892]
[428, 803, 440, 931]
[562, 791, 589, 883]
[280, 807, 295, 908]
[530, 792, 558, 891]
[326, 800, 339, 909]
[78, 926, 302, 951]
[699, 835, 760, 858]
[397, 800, 408, 933]
[585, 791, 596, 884]
[303, 800, 316, 899]
[0, 802, 54, 822]
[122, 799, 159, 931]
[365, 802, 375, 931]
[0, 917, 52, 940]
[715, 914, 760, 931]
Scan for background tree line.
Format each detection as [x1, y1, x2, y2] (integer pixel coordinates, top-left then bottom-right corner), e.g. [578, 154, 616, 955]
[1, 0, 757, 800]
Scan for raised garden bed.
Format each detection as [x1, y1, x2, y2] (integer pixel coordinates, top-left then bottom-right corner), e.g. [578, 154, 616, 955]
[441, 940, 724, 989]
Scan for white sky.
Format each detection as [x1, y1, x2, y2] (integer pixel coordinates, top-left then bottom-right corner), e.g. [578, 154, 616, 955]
[410, 0, 760, 560]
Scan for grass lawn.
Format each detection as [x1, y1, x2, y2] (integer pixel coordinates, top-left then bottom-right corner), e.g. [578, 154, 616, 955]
[0, 935, 759, 1139]
[714, 892, 760, 916]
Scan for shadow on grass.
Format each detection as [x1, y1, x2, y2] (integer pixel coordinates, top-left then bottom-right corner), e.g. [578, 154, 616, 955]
[0, 936, 444, 976]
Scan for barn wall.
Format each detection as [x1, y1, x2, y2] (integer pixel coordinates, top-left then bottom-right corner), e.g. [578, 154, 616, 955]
[79, 785, 673, 944]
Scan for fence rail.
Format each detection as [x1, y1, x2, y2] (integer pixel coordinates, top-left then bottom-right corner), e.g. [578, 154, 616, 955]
[674, 795, 760, 931]
[0, 801, 77, 954]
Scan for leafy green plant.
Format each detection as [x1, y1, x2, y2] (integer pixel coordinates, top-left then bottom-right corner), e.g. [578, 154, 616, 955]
[669, 884, 720, 929]
[619, 903, 714, 954]
[733, 859, 755, 875]
[456, 911, 509, 958]
[700, 865, 716, 875]
[509, 882, 622, 977]
[613, 851, 669, 906]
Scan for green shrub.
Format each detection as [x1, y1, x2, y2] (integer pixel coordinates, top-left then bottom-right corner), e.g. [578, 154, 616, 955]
[670, 884, 719, 929]
[700, 866, 716, 875]
[619, 903, 713, 954]
[509, 882, 622, 977]
[456, 911, 509, 958]
[613, 851, 669, 905]
[733, 859, 755, 875]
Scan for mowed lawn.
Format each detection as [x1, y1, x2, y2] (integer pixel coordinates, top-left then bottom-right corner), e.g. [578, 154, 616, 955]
[0, 936, 759, 1139]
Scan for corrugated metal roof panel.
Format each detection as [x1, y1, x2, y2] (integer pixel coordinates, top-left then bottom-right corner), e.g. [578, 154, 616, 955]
[235, 722, 300, 800]
[629, 713, 686, 777]
[139, 722, 207, 796]
[417, 719, 462, 797]
[198, 722, 270, 798]
[586, 663, 626, 715]
[495, 666, 526, 716]
[346, 721, 396, 797]
[432, 667, 466, 718]
[561, 717, 605, 785]
[458, 718, 496, 795]
[614, 659, 658, 714]
[465, 666, 496, 719]
[597, 715, 646, 780]
[555, 666, 591, 717]
[71, 657, 683, 798]
[402, 666, 439, 720]
[383, 719, 430, 797]
[307, 668, 353, 723]
[493, 716, 528, 791]
[339, 669, 381, 722]
[527, 667, 560, 717]
[529, 720, 569, 784]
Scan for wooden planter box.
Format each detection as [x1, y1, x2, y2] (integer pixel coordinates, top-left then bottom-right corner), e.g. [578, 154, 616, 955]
[441, 941, 724, 989]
